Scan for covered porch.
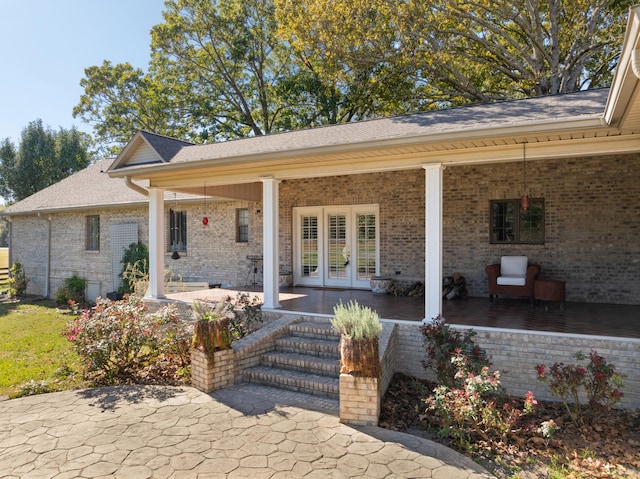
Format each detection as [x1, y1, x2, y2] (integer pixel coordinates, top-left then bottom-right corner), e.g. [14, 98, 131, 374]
[168, 286, 640, 340]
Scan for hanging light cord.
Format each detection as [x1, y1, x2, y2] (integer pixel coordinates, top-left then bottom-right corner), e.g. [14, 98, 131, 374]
[523, 143, 527, 194]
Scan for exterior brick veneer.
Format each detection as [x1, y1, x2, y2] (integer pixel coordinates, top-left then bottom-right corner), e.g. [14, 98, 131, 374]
[339, 375, 380, 426]
[191, 348, 235, 393]
[394, 322, 640, 409]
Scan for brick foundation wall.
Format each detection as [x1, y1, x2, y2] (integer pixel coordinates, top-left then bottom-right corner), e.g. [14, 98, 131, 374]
[393, 322, 640, 409]
[379, 322, 398, 395]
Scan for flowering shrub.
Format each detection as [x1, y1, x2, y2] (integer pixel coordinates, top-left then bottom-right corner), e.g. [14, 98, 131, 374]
[426, 352, 538, 451]
[420, 315, 490, 388]
[64, 295, 193, 384]
[536, 350, 624, 421]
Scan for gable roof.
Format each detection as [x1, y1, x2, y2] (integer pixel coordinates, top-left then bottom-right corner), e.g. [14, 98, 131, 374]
[108, 130, 194, 170]
[110, 89, 611, 175]
[1, 158, 197, 216]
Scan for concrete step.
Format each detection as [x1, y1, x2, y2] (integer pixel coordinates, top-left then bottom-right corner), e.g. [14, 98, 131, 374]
[242, 365, 340, 399]
[261, 351, 340, 377]
[274, 335, 340, 359]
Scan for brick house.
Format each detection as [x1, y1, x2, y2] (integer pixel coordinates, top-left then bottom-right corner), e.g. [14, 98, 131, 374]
[4, 7, 640, 319]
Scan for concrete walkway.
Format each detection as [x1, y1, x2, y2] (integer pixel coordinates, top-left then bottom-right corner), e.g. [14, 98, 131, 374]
[0, 383, 492, 478]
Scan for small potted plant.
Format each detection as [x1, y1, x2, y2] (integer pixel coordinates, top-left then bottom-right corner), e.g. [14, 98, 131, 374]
[191, 301, 232, 359]
[331, 300, 382, 377]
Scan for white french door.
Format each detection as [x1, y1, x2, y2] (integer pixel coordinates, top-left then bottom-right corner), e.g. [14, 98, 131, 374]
[293, 205, 379, 289]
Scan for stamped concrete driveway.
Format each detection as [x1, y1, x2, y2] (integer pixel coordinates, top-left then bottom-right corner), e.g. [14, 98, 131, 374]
[0, 383, 491, 478]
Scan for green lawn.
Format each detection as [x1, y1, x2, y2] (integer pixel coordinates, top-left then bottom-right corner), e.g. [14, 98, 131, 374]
[0, 300, 84, 397]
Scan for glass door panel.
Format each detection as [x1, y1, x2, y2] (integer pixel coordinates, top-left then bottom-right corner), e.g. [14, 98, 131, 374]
[356, 213, 376, 281]
[300, 215, 319, 278]
[326, 213, 348, 283]
[294, 205, 378, 288]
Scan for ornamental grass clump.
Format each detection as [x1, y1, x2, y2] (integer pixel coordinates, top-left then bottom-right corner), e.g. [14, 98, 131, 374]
[331, 300, 382, 377]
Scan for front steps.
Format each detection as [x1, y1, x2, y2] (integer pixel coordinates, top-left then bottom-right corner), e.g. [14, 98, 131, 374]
[242, 319, 341, 400]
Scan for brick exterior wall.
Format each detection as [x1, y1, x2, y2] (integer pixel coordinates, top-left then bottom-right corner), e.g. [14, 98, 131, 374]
[9, 200, 263, 299]
[443, 153, 640, 304]
[10, 207, 150, 299]
[280, 170, 426, 281]
[9, 152, 639, 305]
[280, 153, 640, 304]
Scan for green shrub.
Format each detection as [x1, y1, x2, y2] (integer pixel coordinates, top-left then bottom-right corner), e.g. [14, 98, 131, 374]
[119, 242, 149, 294]
[7, 262, 28, 298]
[331, 300, 382, 339]
[55, 274, 87, 306]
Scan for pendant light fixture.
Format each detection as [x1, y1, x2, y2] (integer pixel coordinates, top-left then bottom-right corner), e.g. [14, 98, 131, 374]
[521, 143, 529, 213]
[171, 193, 181, 260]
[202, 182, 209, 226]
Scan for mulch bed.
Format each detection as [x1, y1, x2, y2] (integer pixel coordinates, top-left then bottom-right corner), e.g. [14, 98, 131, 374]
[379, 373, 640, 479]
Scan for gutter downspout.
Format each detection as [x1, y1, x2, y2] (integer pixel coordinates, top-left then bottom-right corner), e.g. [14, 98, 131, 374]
[46, 215, 51, 298]
[125, 176, 149, 197]
[37, 212, 52, 298]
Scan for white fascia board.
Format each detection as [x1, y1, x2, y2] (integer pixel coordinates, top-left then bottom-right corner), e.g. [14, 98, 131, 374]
[110, 116, 606, 180]
[149, 133, 640, 189]
[604, 5, 640, 126]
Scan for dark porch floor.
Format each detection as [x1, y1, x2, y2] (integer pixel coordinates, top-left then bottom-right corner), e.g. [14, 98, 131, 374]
[276, 287, 640, 339]
[171, 286, 640, 339]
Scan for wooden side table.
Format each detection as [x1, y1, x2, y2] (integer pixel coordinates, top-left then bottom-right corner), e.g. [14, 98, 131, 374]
[534, 279, 566, 310]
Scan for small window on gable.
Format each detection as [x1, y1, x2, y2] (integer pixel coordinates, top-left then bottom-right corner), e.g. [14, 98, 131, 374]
[169, 209, 188, 252]
[490, 198, 545, 244]
[237, 208, 249, 243]
[86, 215, 100, 251]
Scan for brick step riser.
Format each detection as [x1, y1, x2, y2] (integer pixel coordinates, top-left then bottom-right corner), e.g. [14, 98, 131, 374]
[274, 339, 340, 359]
[261, 353, 340, 377]
[243, 368, 339, 399]
[287, 326, 340, 341]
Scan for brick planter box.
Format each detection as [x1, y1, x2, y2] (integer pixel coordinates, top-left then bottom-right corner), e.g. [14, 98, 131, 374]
[191, 348, 235, 393]
[339, 374, 380, 426]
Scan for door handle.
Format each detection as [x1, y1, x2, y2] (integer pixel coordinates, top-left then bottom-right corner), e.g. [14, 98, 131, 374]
[342, 245, 351, 267]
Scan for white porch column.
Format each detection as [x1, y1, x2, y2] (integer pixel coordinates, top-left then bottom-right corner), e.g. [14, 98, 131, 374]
[261, 177, 281, 309]
[147, 187, 165, 299]
[423, 164, 443, 321]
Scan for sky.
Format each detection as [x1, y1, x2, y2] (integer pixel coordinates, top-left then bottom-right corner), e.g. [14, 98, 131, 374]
[0, 0, 165, 145]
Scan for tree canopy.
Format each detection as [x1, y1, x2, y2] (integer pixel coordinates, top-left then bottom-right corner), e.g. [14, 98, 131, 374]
[0, 120, 93, 203]
[74, 0, 633, 151]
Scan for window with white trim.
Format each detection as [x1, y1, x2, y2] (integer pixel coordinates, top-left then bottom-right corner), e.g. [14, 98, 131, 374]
[237, 208, 249, 243]
[168, 209, 188, 252]
[86, 215, 100, 251]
